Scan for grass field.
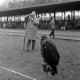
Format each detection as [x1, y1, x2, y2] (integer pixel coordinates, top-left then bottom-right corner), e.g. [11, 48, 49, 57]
[0, 35, 80, 80]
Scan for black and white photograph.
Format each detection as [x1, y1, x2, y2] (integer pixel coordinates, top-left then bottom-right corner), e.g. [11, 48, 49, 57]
[0, 0, 80, 80]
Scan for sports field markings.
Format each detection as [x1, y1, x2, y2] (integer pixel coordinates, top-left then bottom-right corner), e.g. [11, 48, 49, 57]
[0, 66, 37, 80]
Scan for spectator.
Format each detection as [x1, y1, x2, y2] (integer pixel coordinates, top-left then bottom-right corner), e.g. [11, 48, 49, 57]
[25, 11, 39, 51]
[3, 23, 6, 28]
[49, 17, 55, 38]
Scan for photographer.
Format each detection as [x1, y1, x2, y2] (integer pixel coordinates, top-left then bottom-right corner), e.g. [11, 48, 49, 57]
[25, 11, 39, 51]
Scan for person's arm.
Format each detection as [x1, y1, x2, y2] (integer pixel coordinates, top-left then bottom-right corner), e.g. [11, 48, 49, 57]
[33, 18, 39, 26]
[50, 19, 54, 26]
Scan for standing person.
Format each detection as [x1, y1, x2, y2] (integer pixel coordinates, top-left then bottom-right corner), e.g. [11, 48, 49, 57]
[25, 11, 39, 51]
[49, 17, 55, 38]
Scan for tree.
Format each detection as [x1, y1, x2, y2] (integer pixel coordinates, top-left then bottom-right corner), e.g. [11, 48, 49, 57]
[0, 0, 65, 9]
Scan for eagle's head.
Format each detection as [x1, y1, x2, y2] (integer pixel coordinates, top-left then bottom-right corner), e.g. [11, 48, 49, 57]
[40, 35, 48, 46]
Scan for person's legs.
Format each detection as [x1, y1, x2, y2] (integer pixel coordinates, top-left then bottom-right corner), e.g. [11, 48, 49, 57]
[26, 39, 31, 51]
[49, 30, 53, 37]
[49, 29, 54, 37]
[32, 40, 36, 50]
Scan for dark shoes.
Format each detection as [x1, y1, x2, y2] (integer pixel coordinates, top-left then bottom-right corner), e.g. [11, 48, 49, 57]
[25, 48, 35, 52]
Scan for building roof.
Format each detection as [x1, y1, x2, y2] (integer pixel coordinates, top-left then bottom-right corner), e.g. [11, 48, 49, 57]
[0, 0, 80, 11]
[0, 0, 80, 16]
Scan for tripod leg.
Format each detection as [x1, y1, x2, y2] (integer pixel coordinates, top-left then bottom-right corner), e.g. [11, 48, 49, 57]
[46, 72, 49, 80]
[23, 36, 25, 50]
[51, 75, 53, 80]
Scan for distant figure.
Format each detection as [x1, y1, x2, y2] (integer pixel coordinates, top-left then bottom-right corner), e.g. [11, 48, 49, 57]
[25, 11, 39, 51]
[49, 18, 55, 38]
[3, 23, 6, 28]
[40, 35, 60, 76]
[61, 26, 65, 30]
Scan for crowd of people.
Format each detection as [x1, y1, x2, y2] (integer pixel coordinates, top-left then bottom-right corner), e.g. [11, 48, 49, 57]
[55, 19, 80, 30]
[0, 18, 80, 30]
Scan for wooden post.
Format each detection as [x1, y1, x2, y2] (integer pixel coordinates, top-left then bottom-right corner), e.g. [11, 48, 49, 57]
[54, 12, 56, 21]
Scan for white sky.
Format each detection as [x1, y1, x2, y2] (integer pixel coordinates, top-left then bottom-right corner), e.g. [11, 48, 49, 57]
[0, 0, 6, 5]
[0, 0, 21, 5]
[0, 0, 34, 5]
